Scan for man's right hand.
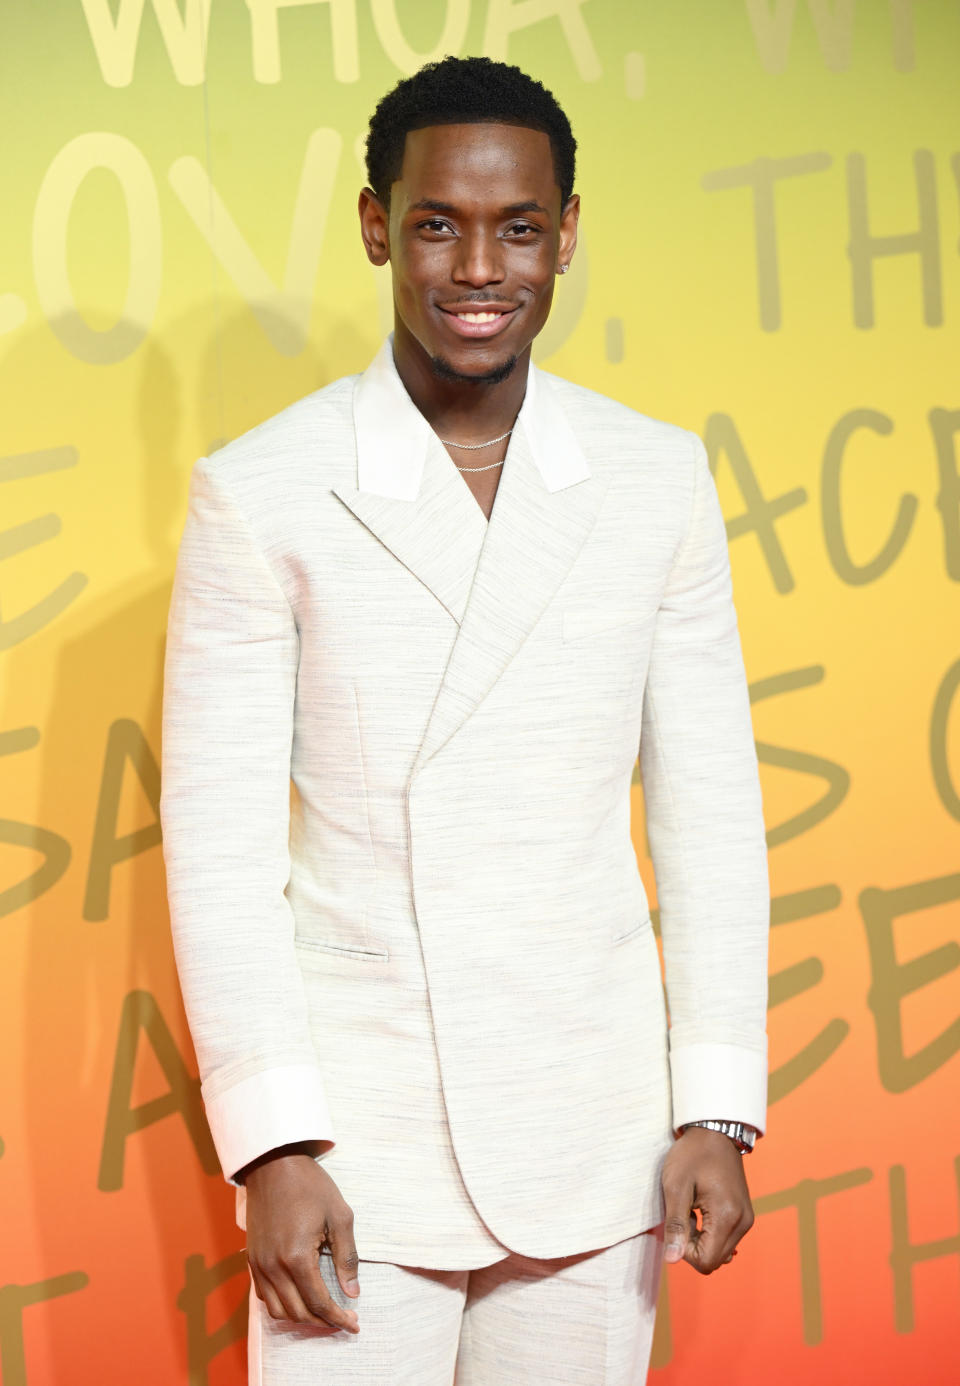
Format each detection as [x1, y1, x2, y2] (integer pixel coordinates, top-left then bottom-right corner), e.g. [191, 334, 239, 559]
[241, 1143, 361, 1334]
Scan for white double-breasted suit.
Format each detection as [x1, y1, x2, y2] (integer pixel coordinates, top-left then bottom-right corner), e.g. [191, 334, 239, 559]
[159, 336, 769, 1273]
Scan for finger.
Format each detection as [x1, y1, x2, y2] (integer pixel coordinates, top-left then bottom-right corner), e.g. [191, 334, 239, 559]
[256, 1265, 310, 1324]
[662, 1176, 695, 1264]
[277, 1286, 341, 1339]
[252, 1272, 288, 1323]
[688, 1200, 740, 1274]
[712, 1207, 753, 1268]
[290, 1252, 360, 1334]
[258, 1253, 357, 1333]
[327, 1210, 361, 1299]
[274, 1276, 340, 1337]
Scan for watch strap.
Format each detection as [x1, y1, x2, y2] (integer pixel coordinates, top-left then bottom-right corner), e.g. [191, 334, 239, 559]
[679, 1118, 757, 1153]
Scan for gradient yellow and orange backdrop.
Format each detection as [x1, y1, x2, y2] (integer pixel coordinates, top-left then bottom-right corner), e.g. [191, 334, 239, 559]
[2, 3, 958, 1383]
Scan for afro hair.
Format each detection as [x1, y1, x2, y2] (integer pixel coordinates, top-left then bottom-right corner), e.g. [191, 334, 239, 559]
[365, 55, 577, 210]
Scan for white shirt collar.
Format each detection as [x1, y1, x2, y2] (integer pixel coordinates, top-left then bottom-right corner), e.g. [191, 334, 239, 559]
[352, 334, 591, 500]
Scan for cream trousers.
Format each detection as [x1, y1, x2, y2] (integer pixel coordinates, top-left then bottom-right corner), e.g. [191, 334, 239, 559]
[248, 1227, 664, 1386]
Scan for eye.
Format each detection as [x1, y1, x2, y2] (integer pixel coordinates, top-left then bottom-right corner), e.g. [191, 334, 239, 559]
[504, 222, 541, 236]
[417, 218, 454, 234]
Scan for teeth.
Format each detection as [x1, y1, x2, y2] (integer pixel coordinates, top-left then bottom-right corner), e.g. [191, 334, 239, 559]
[456, 311, 502, 323]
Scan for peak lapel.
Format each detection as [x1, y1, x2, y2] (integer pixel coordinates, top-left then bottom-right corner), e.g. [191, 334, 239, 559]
[332, 338, 487, 626]
[413, 370, 609, 774]
[332, 453, 488, 628]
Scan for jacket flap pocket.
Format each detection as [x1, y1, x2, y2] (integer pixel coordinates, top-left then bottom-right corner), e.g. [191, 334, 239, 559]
[294, 937, 389, 963]
[612, 913, 653, 946]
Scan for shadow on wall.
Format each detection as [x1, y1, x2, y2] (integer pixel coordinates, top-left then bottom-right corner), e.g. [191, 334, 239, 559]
[6, 303, 375, 1385]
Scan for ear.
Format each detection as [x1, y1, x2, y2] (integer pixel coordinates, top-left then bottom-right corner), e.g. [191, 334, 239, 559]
[358, 187, 390, 267]
[557, 193, 580, 274]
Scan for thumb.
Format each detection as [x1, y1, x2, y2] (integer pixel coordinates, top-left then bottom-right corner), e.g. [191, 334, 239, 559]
[326, 1214, 361, 1299]
[663, 1180, 694, 1264]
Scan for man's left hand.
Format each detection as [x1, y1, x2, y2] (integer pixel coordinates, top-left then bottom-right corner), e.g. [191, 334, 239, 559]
[660, 1126, 755, 1273]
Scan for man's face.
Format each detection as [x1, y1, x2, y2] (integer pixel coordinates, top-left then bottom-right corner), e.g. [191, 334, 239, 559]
[361, 122, 579, 384]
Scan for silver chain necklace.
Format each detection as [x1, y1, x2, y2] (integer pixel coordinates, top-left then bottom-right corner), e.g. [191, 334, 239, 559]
[453, 457, 507, 472]
[438, 426, 513, 473]
[438, 426, 514, 450]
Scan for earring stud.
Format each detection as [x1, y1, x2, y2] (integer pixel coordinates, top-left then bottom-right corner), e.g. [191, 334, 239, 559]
[558, 264, 569, 275]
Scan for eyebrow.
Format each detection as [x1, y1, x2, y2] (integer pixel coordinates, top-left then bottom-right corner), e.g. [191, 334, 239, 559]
[408, 199, 549, 216]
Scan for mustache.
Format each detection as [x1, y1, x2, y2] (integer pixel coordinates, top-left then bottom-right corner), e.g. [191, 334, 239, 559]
[437, 296, 518, 308]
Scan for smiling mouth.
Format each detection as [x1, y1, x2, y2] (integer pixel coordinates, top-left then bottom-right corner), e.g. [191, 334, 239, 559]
[440, 306, 516, 320]
[437, 305, 519, 339]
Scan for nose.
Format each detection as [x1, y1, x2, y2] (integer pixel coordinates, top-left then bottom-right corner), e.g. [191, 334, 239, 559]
[451, 228, 505, 288]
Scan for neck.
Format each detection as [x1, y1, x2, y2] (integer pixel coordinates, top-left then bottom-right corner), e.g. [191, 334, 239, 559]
[391, 318, 530, 446]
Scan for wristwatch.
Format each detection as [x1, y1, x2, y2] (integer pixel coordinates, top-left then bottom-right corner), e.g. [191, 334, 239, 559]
[678, 1119, 758, 1153]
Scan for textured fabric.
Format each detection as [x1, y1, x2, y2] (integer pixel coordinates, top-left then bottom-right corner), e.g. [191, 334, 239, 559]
[248, 1232, 664, 1386]
[159, 335, 770, 1266]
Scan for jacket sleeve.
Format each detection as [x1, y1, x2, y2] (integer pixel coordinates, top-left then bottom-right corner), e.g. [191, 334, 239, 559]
[639, 430, 770, 1135]
[159, 456, 334, 1183]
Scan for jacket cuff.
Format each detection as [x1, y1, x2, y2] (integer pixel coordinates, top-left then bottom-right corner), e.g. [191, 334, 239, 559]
[669, 1039, 768, 1135]
[203, 1064, 336, 1185]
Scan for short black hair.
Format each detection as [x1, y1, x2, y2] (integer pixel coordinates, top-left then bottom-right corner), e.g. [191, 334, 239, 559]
[365, 55, 576, 211]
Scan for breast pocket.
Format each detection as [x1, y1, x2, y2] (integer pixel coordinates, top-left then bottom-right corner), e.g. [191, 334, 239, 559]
[561, 606, 656, 643]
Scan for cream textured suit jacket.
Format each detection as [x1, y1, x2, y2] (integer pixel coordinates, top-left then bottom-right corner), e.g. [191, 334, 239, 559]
[159, 336, 770, 1268]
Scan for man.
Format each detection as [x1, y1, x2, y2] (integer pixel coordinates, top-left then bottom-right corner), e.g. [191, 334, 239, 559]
[159, 55, 769, 1385]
